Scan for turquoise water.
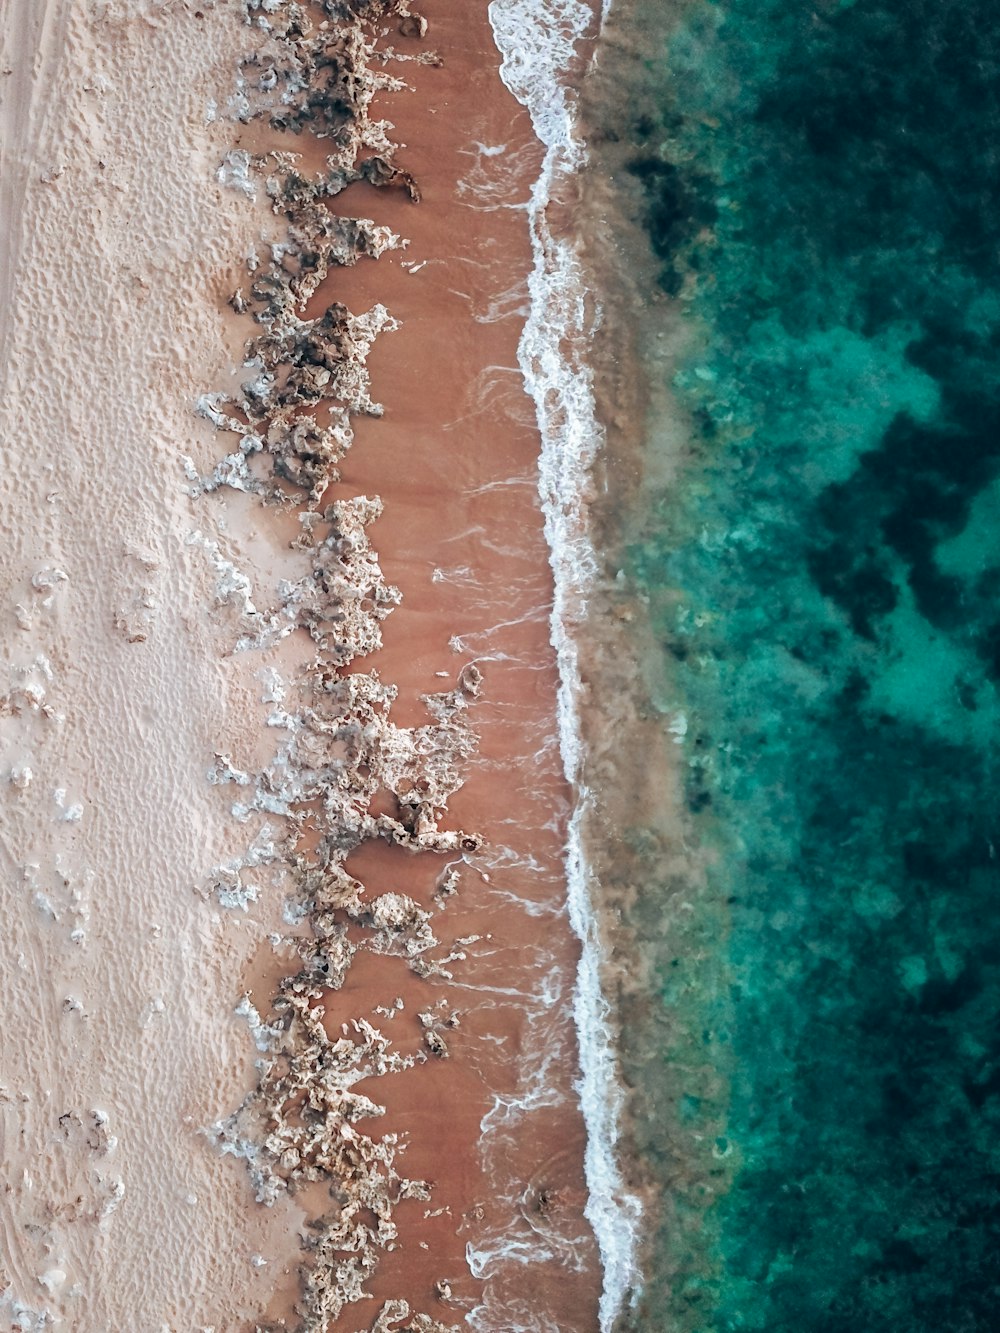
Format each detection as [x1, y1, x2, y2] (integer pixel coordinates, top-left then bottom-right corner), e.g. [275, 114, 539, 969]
[608, 1, 1000, 1327]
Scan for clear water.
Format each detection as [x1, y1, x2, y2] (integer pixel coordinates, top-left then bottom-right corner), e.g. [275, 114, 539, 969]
[598, 1, 1000, 1328]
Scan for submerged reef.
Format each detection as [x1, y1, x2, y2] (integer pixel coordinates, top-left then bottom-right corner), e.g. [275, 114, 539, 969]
[200, 3, 472, 1329]
[590, 0, 1000, 1330]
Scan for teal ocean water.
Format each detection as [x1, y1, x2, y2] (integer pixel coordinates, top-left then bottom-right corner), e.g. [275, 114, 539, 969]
[595, 1, 1000, 1328]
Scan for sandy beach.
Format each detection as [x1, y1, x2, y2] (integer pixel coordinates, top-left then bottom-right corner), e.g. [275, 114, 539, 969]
[0, 1, 602, 1328]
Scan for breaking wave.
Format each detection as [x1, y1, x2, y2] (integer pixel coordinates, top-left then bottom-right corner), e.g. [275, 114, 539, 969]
[487, 0, 643, 1327]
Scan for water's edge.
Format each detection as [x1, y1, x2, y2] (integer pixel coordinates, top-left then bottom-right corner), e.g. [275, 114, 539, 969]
[487, 2, 645, 1328]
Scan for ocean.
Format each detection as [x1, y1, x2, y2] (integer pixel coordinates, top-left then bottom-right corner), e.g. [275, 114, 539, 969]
[500, 0, 1000, 1328]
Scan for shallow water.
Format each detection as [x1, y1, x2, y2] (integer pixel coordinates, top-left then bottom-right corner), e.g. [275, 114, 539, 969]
[584, 1, 1000, 1328]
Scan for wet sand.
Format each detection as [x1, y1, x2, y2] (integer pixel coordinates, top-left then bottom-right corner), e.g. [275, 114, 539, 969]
[226, 5, 604, 1328]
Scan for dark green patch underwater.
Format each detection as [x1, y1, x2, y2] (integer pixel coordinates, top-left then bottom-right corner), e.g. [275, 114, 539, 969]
[615, 1, 1000, 1328]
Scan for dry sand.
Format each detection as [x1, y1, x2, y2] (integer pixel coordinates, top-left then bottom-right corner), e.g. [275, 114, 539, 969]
[0, 1, 601, 1329]
[0, 2, 306, 1328]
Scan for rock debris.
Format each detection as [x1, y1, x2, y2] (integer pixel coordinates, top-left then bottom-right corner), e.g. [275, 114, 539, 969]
[203, 3, 467, 1329]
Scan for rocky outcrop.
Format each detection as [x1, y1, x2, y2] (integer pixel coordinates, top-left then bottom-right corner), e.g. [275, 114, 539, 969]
[202, 3, 477, 1329]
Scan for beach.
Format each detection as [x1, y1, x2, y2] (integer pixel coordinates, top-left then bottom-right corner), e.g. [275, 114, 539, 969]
[0, 1, 609, 1329]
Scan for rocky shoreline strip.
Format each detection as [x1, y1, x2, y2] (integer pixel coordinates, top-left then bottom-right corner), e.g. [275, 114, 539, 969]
[200, 3, 480, 1328]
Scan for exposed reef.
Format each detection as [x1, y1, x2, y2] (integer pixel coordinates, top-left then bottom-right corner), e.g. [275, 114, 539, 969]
[200, 2, 470, 1329]
[196, 0, 435, 511]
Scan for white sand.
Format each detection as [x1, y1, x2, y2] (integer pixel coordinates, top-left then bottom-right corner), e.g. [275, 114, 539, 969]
[0, 2, 302, 1327]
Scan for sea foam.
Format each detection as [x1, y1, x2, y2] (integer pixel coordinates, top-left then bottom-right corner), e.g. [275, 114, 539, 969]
[487, 1, 643, 1328]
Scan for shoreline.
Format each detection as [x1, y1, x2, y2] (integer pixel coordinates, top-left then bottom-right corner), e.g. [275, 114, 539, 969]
[205, 2, 607, 1329]
[0, 0, 641, 1327]
[487, 1, 650, 1326]
[569, 0, 742, 1321]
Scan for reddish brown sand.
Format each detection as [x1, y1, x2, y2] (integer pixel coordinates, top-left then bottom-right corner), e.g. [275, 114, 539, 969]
[238, 7, 603, 1329]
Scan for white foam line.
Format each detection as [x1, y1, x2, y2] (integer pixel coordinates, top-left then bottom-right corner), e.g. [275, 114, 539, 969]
[487, 1, 643, 1329]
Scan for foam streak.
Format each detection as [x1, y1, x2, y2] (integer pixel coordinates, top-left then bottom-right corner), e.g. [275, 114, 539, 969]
[487, 1, 642, 1328]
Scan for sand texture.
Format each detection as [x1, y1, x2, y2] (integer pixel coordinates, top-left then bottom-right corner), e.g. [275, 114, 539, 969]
[0, 1, 601, 1329]
[0, 2, 311, 1328]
